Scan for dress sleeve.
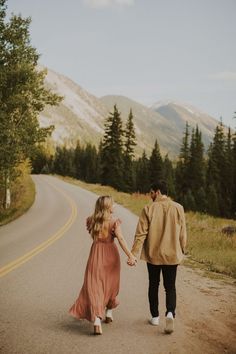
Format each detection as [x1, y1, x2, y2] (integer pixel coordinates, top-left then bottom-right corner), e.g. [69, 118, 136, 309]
[111, 218, 122, 238]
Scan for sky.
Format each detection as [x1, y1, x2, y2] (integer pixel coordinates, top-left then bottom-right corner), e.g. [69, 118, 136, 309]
[6, 0, 236, 126]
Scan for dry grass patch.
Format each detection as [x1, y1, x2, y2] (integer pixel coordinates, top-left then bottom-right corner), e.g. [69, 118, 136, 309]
[186, 212, 236, 277]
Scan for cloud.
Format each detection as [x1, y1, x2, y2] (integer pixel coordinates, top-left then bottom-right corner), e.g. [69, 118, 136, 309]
[209, 71, 236, 81]
[83, 0, 135, 8]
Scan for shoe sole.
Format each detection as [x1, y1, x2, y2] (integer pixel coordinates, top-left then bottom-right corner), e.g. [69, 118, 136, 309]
[94, 325, 102, 335]
[165, 318, 174, 334]
[105, 317, 113, 323]
[149, 321, 159, 326]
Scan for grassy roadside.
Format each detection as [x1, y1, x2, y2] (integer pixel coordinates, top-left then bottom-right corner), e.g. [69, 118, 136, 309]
[59, 175, 236, 279]
[0, 174, 35, 227]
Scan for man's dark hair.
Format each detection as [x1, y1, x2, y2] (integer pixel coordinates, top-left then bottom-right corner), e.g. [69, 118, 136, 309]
[150, 181, 168, 195]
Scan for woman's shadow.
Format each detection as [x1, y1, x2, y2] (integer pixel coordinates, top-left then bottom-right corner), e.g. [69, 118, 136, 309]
[55, 317, 94, 337]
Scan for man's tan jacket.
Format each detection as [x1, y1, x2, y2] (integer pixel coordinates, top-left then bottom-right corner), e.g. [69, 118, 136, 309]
[131, 196, 187, 265]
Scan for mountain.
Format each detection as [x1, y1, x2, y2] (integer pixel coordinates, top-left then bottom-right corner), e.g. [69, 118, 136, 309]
[101, 96, 220, 156]
[39, 67, 107, 146]
[39, 67, 220, 157]
[151, 100, 220, 148]
[100, 95, 181, 156]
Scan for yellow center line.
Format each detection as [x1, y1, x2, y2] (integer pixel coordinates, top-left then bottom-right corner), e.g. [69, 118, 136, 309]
[0, 177, 78, 278]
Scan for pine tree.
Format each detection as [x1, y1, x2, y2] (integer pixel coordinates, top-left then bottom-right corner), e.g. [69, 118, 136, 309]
[149, 139, 163, 184]
[100, 105, 124, 190]
[206, 123, 225, 216]
[183, 189, 196, 211]
[207, 185, 219, 216]
[175, 122, 190, 203]
[188, 126, 206, 211]
[135, 150, 150, 193]
[180, 122, 190, 163]
[83, 144, 99, 183]
[74, 140, 82, 180]
[224, 127, 234, 217]
[53, 146, 75, 177]
[123, 109, 136, 192]
[163, 154, 176, 197]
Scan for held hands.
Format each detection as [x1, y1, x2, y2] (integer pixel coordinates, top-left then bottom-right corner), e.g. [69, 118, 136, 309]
[127, 253, 137, 267]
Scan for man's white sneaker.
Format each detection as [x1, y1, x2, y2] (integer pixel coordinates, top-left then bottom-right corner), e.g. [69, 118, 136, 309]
[149, 316, 159, 326]
[165, 312, 174, 334]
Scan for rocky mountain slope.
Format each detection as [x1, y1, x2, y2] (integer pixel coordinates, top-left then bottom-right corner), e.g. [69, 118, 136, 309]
[39, 68, 220, 157]
[39, 68, 107, 147]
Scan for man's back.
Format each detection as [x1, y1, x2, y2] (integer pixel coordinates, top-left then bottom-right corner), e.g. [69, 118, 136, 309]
[131, 197, 187, 265]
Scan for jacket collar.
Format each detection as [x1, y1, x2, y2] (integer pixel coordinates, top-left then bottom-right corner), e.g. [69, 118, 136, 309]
[154, 195, 169, 203]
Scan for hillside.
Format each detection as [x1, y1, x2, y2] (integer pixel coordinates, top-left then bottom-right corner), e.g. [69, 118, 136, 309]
[39, 67, 220, 157]
[151, 100, 220, 148]
[101, 96, 220, 156]
[100, 95, 179, 156]
[39, 67, 107, 147]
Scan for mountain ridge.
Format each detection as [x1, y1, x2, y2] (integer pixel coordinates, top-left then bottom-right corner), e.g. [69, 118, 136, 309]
[39, 67, 220, 157]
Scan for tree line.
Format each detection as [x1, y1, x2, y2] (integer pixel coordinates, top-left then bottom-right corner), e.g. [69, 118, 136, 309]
[32, 106, 236, 219]
[1, 0, 235, 219]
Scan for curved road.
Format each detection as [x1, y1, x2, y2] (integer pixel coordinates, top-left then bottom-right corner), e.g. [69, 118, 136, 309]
[0, 175, 235, 354]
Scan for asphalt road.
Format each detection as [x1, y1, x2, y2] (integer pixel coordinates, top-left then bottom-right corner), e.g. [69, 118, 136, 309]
[0, 175, 235, 354]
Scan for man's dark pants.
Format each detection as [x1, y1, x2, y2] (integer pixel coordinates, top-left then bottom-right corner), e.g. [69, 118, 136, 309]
[147, 263, 178, 318]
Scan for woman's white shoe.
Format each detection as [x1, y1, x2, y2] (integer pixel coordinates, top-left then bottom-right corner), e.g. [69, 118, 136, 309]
[105, 309, 113, 323]
[94, 316, 102, 335]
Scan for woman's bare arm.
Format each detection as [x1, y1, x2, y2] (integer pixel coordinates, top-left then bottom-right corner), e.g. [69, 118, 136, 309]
[115, 224, 137, 263]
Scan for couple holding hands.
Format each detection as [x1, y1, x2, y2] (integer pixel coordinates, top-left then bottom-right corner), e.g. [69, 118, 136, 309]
[69, 181, 187, 335]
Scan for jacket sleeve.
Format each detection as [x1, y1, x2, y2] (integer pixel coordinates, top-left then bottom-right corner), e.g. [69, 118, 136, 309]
[179, 206, 187, 253]
[131, 206, 149, 257]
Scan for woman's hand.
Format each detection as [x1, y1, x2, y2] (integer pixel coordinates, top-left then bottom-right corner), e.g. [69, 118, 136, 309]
[127, 254, 137, 266]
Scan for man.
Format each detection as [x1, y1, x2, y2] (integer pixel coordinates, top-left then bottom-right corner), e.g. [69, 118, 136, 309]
[128, 181, 187, 334]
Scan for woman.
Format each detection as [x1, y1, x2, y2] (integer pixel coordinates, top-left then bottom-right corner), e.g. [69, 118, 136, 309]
[69, 195, 135, 335]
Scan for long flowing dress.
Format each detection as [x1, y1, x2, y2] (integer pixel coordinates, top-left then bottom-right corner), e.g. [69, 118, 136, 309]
[69, 218, 121, 322]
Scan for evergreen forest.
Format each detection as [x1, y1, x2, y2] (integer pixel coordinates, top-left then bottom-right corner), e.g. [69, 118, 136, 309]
[31, 106, 236, 219]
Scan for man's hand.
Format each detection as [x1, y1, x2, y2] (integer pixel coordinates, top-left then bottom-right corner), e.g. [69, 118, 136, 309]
[127, 254, 137, 266]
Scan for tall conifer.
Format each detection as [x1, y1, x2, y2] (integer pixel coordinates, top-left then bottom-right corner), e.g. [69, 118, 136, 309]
[224, 128, 234, 216]
[100, 105, 124, 190]
[123, 109, 136, 192]
[135, 150, 150, 193]
[206, 123, 225, 216]
[149, 139, 163, 184]
[188, 126, 206, 211]
[163, 155, 175, 197]
[175, 122, 190, 204]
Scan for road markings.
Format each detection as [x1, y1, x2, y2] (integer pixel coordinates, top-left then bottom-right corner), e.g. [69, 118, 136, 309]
[0, 177, 78, 278]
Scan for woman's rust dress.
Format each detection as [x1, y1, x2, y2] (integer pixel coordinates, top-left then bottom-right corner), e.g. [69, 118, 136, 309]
[69, 219, 121, 322]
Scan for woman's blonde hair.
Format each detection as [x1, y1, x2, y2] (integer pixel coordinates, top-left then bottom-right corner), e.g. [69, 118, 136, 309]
[88, 195, 113, 240]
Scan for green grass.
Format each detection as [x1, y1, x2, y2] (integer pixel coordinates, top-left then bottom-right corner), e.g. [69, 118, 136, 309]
[58, 175, 236, 278]
[0, 174, 35, 226]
